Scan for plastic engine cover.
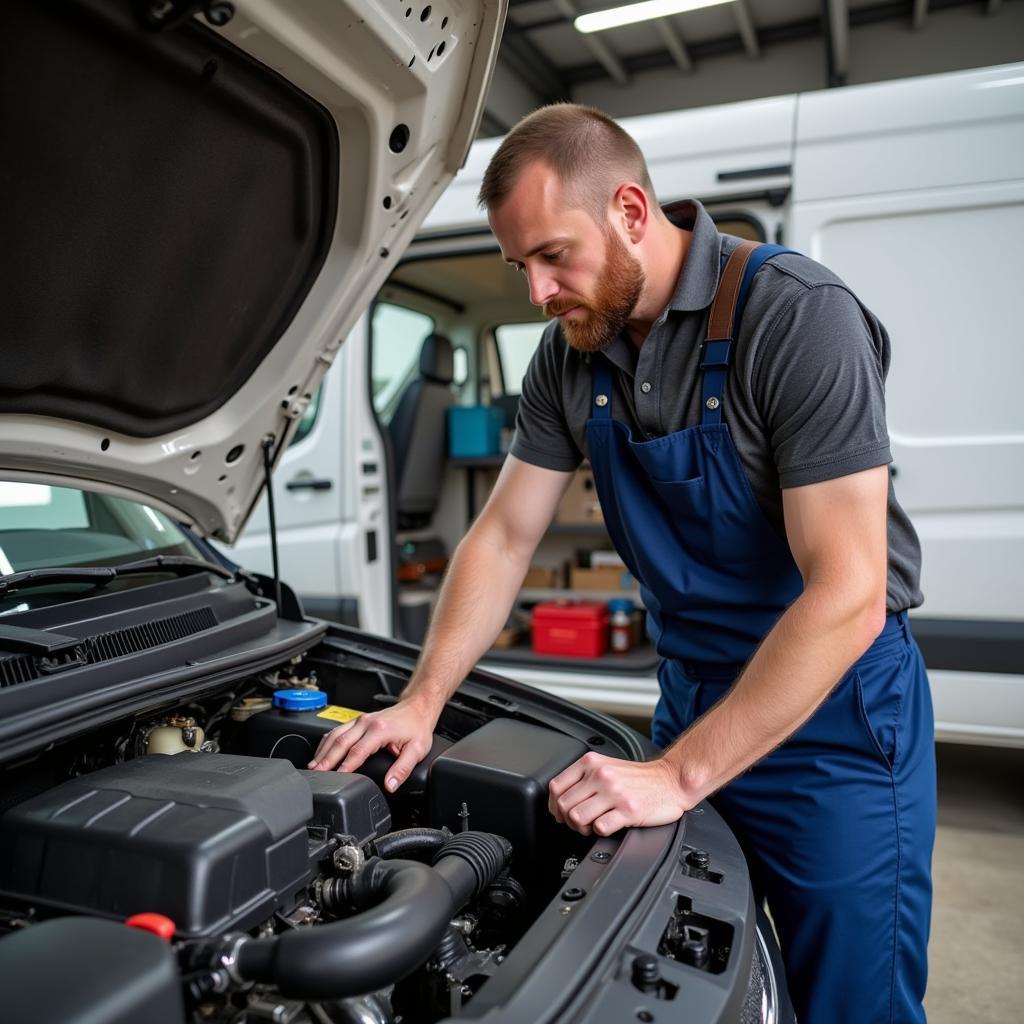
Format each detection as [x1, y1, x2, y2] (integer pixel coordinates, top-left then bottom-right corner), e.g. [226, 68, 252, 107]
[0, 753, 313, 938]
[0, 917, 185, 1024]
[429, 719, 588, 884]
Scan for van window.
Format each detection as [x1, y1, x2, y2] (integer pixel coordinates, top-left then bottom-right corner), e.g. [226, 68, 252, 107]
[371, 302, 435, 422]
[494, 322, 547, 395]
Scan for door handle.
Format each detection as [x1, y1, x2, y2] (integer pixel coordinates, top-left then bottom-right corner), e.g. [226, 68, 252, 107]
[285, 478, 333, 492]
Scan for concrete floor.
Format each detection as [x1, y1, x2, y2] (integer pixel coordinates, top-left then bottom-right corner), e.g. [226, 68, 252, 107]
[615, 716, 1024, 1020]
[926, 744, 1024, 1024]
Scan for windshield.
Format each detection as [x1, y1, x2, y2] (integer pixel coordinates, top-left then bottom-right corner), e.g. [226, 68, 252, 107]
[0, 483, 206, 610]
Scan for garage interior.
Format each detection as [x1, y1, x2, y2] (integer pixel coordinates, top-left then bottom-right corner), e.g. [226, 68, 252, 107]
[478, 0, 1024, 130]
[472, 2, 1023, 1020]
[0, 2, 1018, 1021]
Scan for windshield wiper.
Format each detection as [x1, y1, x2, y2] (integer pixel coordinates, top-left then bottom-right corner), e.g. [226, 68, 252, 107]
[0, 555, 235, 597]
[100, 555, 237, 582]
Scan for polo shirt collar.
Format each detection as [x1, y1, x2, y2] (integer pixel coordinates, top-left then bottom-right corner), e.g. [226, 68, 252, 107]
[663, 199, 724, 313]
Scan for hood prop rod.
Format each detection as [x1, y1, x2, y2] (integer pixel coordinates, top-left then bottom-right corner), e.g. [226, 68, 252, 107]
[261, 435, 283, 616]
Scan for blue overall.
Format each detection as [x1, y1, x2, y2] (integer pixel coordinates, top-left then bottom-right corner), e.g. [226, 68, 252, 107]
[586, 243, 936, 1022]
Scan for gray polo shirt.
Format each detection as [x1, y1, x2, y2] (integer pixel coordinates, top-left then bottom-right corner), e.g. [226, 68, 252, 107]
[510, 200, 923, 612]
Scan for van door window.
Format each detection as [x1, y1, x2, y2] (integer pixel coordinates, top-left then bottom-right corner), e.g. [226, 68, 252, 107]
[371, 302, 435, 423]
[494, 322, 547, 395]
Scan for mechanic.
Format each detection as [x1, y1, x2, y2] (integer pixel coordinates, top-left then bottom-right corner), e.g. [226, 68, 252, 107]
[311, 104, 936, 1023]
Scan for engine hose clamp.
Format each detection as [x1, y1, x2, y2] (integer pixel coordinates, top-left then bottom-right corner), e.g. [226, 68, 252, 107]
[333, 843, 365, 877]
[217, 933, 250, 986]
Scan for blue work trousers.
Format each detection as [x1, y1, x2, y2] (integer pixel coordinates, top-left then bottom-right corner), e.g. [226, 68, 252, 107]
[655, 617, 936, 1023]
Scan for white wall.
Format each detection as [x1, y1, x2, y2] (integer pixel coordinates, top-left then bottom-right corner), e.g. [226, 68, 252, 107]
[569, 3, 1024, 118]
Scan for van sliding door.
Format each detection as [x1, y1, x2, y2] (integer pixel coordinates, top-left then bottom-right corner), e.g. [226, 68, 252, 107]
[788, 66, 1024, 743]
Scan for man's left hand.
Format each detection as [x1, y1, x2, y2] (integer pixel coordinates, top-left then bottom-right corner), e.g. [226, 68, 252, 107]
[548, 752, 692, 836]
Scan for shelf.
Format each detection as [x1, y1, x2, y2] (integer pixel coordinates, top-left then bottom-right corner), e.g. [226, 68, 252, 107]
[449, 455, 506, 468]
[546, 523, 609, 536]
[518, 588, 641, 602]
[483, 640, 660, 673]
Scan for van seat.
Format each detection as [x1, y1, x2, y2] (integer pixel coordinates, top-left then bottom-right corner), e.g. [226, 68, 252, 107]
[389, 333, 454, 530]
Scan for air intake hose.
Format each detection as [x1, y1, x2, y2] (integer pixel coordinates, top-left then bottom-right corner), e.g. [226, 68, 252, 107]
[370, 826, 451, 862]
[431, 831, 514, 907]
[231, 831, 512, 1001]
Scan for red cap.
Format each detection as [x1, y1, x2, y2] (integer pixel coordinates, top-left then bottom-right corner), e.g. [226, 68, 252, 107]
[125, 912, 176, 941]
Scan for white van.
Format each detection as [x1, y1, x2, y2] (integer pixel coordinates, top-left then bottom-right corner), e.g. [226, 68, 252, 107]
[228, 61, 1024, 747]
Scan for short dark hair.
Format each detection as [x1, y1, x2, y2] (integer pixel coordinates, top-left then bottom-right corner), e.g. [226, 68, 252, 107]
[477, 103, 656, 221]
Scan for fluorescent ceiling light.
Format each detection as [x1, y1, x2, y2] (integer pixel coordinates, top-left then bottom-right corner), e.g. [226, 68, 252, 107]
[575, 0, 733, 34]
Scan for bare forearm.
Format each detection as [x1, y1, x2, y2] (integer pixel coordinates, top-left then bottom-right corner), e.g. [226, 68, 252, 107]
[401, 521, 531, 711]
[663, 583, 886, 803]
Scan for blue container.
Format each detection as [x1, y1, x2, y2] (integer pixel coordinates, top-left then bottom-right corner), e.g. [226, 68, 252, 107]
[272, 689, 327, 711]
[448, 406, 504, 458]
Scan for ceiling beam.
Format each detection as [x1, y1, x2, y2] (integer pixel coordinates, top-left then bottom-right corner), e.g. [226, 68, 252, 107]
[552, 0, 630, 85]
[499, 30, 569, 100]
[655, 19, 694, 73]
[732, 0, 761, 58]
[912, 0, 929, 28]
[553, 0, 981, 88]
[508, 15, 568, 32]
[563, 13, 821, 85]
[823, 0, 849, 85]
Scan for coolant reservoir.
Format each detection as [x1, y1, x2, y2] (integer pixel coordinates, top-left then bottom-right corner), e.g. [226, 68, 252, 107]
[230, 697, 273, 722]
[146, 715, 204, 755]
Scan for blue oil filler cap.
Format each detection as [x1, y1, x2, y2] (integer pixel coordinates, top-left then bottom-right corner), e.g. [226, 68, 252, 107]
[273, 689, 328, 712]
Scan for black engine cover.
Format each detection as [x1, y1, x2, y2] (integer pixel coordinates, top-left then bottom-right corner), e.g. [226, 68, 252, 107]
[0, 753, 312, 938]
[0, 917, 184, 1024]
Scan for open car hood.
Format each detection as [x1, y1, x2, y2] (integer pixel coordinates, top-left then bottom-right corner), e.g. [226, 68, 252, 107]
[0, 0, 505, 542]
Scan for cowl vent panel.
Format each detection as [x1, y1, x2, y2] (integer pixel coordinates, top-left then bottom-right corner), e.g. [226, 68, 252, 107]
[0, 607, 218, 687]
[87, 607, 218, 663]
[0, 656, 37, 689]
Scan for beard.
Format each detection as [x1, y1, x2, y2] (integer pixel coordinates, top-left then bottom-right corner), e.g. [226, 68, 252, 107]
[544, 228, 645, 353]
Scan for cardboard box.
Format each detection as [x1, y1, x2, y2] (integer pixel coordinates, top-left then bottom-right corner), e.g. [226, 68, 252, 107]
[570, 566, 634, 591]
[556, 468, 603, 524]
[494, 623, 528, 649]
[589, 549, 625, 569]
[523, 564, 567, 589]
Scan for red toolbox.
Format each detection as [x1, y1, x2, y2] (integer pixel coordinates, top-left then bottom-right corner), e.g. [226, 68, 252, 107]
[531, 601, 610, 658]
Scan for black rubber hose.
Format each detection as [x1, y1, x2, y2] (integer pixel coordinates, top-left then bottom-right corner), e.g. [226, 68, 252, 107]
[371, 827, 451, 861]
[235, 858, 451, 1000]
[232, 832, 512, 1002]
[433, 831, 514, 906]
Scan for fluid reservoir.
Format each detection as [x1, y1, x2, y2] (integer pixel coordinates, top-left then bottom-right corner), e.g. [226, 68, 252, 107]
[146, 715, 205, 755]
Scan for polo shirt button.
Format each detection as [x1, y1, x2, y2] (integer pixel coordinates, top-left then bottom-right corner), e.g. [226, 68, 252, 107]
[640, 381, 652, 394]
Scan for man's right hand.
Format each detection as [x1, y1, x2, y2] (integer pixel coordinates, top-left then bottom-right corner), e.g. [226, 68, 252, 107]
[307, 697, 439, 792]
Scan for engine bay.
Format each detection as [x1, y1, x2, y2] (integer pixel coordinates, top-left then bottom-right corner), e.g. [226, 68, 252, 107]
[0, 642, 607, 1024]
[0, 577, 774, 1024]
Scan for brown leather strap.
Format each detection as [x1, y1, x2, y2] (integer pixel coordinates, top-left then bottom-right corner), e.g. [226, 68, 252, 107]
[706, 240, 760, 341]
